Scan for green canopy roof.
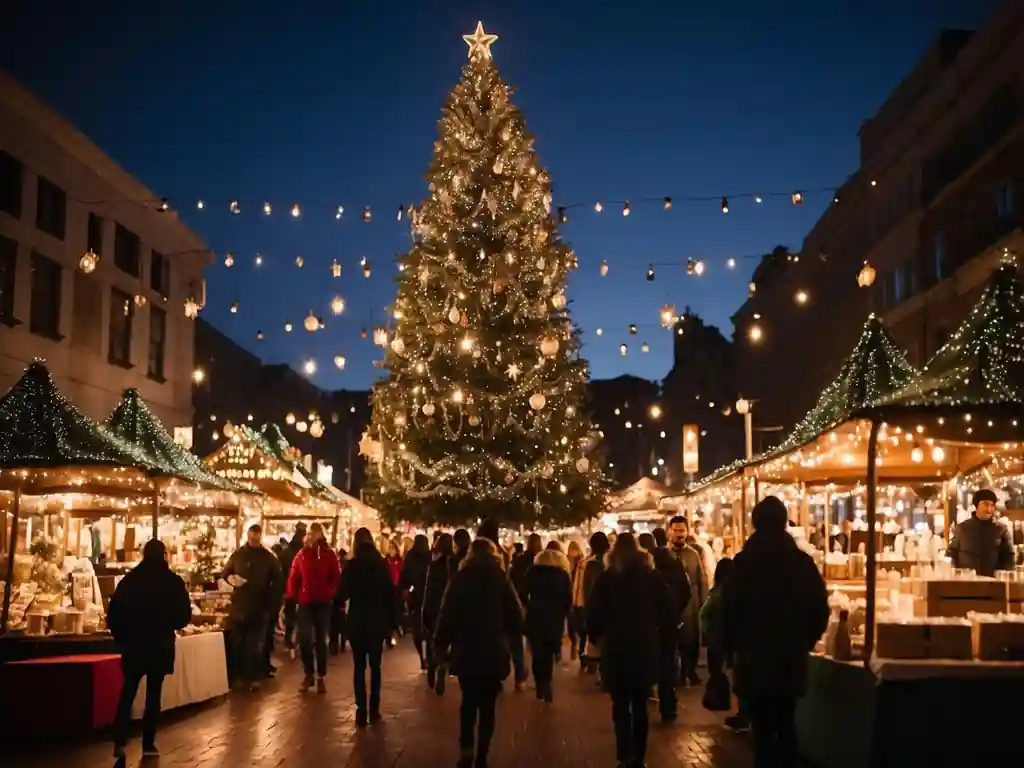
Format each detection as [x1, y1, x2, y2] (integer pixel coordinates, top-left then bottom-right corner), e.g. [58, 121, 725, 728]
[859, 259, 1024, 423]
[760, 314, 917, 460]
[260, 424, 341, 503]
[106, 389, 240, 491]
[0, 362, 155, 471]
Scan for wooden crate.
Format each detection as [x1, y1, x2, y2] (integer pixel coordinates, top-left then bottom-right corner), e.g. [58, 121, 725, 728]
[924, 579, 1007, 618]
[875, 622, 974, 660]
[973, 620, 1024, 660]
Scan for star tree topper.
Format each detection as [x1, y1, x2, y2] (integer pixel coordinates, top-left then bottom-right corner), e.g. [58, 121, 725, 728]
[463, 21, 498, 60]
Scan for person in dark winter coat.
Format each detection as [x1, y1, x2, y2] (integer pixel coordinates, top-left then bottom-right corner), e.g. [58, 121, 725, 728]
[586, 533, 674, 768]
[724, 496, 829, 768]
[278, 523, 306, 652]
[109, 539, 191, 761]
[476, 518, 510, 569]
[286, 522, 341, 693]
[338, 527, 398, 726]
[223, 524, 282, 688]
[400, 534, 432, 669]
[668, 515, 709, 685]
[523, 548, 572, 703]
[422, 532, 456, 688]
[435, 537, 524, 768]
[507, 532, 542, 687]
[947, 488, 1014, 577]
[572, 531, 611, 670]
[651, 526, 691, 722]
[329, 548, 348, 655]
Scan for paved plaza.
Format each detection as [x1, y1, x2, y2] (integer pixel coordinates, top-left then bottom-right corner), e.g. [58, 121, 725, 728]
[14, 644, 753, 767]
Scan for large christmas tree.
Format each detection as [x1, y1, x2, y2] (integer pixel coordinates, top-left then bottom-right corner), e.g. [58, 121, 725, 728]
[365, 23, 605, 528]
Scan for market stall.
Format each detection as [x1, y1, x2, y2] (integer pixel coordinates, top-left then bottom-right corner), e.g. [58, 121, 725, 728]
[605, 476, 669, 532]
[795, 255, 1024, 766]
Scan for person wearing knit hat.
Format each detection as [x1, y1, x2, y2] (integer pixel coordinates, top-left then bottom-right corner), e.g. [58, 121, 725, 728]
[947, 488, 1014, 577]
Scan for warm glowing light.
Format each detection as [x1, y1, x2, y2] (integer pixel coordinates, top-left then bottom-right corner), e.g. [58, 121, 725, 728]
[459, 336, 475, 353]
[748, 324, 763, 342]
[331, 296, 346, 315]
[79, 250, 98, 274]
[795, 289, 809, 305]
[931, 446, 946, 463]
[304, 311, 320, 332]
[649, 404, 663, 420]
[334, 355, 346, 369]
[858, 261, 877, 288]
[291, 203, 301, 218]
[303, 359, 317, 376]
[452, 388, 464, 404]
[191, 368, 205, 384]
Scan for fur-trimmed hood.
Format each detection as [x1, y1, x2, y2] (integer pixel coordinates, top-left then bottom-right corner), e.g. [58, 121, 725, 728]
[604, 546, 655, 572]
[534, 548, 572, 574]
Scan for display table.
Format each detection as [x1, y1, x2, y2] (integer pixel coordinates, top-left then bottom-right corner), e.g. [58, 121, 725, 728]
[0, 654, 122, 738]
[796, 654, 1023, 767]
[0, 633, 116, 663]
[131, 632, 229, 718]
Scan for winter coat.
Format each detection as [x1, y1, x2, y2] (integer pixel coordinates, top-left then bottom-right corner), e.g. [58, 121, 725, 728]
[572, 554, 606, 609]
[723, 529, 829, 699]
[223, 544, 282, 626]
[673, 539, 708, 641]
[585, 547, 674, 690]
[286, 541, 341, 606]
[652, 545, 692, 633]
[400, 548, 432, 613]
[338, 542, 398, 644]
[421, 554, 455, 633]
[278, 533, 304, 589]
[509, 551, 536, 601]
[699, 584, 727, 655]
[524, 550, 573, 646]
[108, 558, 191, 674]
[385, 555, 403, 587]
[947, 515, 1015, 577]
[434, 546, 524, 680]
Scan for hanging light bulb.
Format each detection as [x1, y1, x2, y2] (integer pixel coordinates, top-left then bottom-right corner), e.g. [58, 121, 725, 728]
[229, 200, 240, 214]
[748, 281, 757, 298]
[295, 255, 304, 268]
[197, 199, 205, 210]
[191, 368, 206, 384]
[911, 447, 924, 463]
[686, 258, 697, 275]
[721, 197, 729, 214]
[224, 252, 234, 268]
[754, 194, 763, 204]
[558, 206, 567, 223]
[230, 300, 238, 313]
[255, 330, 264, 341]
[600, 260, 609, 277]
[795, 289, 809, 305]
[595, 327, 603, 336]
[622, 200, 631, 217]
[791, 191, 804, 205]
[619, 343, 628, 356]
[362, 205, 372, 223]
[629, 324, 638, 335]
[259, 201, 270, 216]
[284, 319, 293, 333]
[594, 200, 603, 213]
[334, 355, 346, 369]
[78, 250, 98, 274]
[931, 446, 946, 463]
[254, 253, 263, 267]
[309, 420, 324, 438]
[396, 205, 404, 221]
[302, 358, 317, 376]
[646, 265, 655, 281]
[748, 323, 763, 343]
[304, 311, 319, 332]
[362, 260, 372, 279]
[290, 202, 301, 218]
[726, 257, 736, 269]
[660, 304, 675, 328]
[331, 259, 342, 278]
[641, 341, 650, 353]
[694, 259, 706, 276]
[663, 196, 673, 210]
[857, 261, 877, 288]
[331, 296, 345, 315]
[336, 205, 344, 219]
[285, 413, 296, 425]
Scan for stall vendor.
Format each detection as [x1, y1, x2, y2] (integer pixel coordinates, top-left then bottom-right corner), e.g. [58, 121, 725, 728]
[947, 489, 1014, 577]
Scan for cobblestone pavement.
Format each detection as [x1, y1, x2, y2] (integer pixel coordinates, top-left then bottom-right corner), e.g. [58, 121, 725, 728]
[15, 643, 753, 767]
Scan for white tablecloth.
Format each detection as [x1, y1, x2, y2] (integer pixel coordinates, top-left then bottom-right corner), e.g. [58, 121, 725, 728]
[132, 631, 228, 718]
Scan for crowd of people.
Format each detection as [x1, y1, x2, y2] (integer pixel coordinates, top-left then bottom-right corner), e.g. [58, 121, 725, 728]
[106, 496, 829, 768]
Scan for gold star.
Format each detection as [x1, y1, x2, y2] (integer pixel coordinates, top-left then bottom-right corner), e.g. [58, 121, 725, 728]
[463, 21, 498, 60]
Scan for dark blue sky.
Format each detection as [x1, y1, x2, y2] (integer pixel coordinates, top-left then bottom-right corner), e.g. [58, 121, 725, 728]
[2, 0, 997, 390]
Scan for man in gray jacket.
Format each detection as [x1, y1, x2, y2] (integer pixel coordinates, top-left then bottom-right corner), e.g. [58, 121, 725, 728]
[948, 489, 1014, 577]
[669, 515, 708, 686]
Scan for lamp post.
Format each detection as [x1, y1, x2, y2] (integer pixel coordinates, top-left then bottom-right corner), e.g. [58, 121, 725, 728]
[735, 398, 754, 460]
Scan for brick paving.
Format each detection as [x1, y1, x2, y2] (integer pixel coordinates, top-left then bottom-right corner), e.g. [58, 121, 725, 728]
[13, 642, 753, 767]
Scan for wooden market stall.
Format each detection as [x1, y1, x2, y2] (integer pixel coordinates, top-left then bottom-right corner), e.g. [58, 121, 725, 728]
[794, 256, 1024, 767]
[606, 477, 670, 531]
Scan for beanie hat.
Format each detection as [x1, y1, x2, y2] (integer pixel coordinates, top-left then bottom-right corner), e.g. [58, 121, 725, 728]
[972, 488, 998, 508]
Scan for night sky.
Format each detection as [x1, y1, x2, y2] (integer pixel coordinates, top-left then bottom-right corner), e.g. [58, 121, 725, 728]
[1, 1, 997, 390]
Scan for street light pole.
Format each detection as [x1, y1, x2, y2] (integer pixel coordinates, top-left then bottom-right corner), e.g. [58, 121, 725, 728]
[735, 398, 754, 460]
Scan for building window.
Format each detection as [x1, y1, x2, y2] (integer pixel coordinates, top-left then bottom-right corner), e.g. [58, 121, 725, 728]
[151, 250, 170, 296]
[114, 224, 141, 276]
[29, 252, 62, 339]
[0, 150, 23, 219]
[995, 181, 1015, 219]
[108, 287, 134, 366]
[35, 177, 66, 240]
[934, 232, 949, 281]
[87, 213, 104, 257]
[148, 306, 166, 380]
[0, 236, 16, 323]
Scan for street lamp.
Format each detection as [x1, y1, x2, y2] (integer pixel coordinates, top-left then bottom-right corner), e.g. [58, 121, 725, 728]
[736, 398, 754, 460]
[648, 404, 663, 420]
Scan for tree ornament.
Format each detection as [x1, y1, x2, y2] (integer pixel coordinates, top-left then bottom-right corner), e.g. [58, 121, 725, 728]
[506, 363, 522, 381]
[468, 414, 481, 427]
[552, 293, 567, 310]
[448, 307, 461, 324]
[493, 157, 504, 174]
[541, 462, 554, 478]
[304, 311, 319, 333]
[540, 337, 559, 356]
[529, 393, 547, 410]
[391, 336, 406, 355]
[373, 327, 389, 346]
[576, 457, 590, 473]
[463, 21, 499, 60]
[422, 402, 436, 417]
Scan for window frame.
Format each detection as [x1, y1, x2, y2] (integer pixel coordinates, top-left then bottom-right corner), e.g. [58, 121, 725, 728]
[0, 150, 23, 219]
[0, 235, 18, 324]
[108, 287, 135, 367]
[147, 305, 167, 381]
[35, 176, 67, 241]
[29, 251, 63, 339]
[113, 224, 141, 277]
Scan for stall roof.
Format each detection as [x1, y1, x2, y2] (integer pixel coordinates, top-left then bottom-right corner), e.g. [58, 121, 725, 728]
[857, 258, 1024, 432]
[611, 476, 670, 514]
[0, 362, 156, 491]
[106, 389, 241, 492]
[261, 424, 342, 503]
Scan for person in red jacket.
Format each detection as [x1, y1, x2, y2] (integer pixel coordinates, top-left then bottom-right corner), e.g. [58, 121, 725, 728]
[286, 522, 341, 693]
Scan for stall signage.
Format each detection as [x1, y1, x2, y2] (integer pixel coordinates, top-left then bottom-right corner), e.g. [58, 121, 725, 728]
[682, 425, 699, 474]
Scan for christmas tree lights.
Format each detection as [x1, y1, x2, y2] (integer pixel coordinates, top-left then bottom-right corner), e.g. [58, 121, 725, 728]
[106, 388, 238, 491]
[365, 24, 606, 527]
[864, 257, 1024, 419]
[0, 362, 155, 471]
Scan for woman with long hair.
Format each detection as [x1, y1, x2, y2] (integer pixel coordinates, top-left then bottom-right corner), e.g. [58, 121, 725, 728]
[435, 537, 523, 768]
[422, 532, 456, 688]
[400, 534, 432, 669]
